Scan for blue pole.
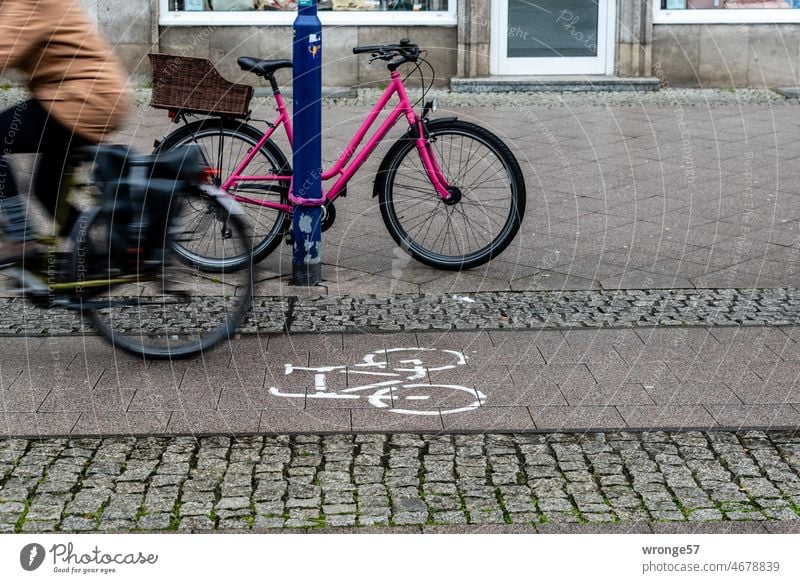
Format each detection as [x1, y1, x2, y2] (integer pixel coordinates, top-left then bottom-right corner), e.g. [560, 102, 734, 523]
[291, 0, 323, 286]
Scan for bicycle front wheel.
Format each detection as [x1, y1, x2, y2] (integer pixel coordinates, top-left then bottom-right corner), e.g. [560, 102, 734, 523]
[377, 119, 526, 270]
[156, 118, 291, 272]
[67, 194, 254, 360]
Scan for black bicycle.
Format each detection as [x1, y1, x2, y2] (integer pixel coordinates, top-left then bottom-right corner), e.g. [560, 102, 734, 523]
[0, 144, 254, 359]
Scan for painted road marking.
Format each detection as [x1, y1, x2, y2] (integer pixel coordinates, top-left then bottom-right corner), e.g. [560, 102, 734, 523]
[268, 348, 482, 415]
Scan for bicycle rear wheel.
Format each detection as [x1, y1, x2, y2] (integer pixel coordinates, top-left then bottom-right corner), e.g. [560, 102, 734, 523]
[377, 119, 526, 270]
[67, 193, 254, 359]
[156, 118, 291, 272]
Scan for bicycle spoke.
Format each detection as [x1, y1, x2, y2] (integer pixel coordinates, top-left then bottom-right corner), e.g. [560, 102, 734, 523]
[453, 205, 490, 244]
[383, 123, 523, 268]
[391, 182, 436, 197]
[163, 124, 290, 270]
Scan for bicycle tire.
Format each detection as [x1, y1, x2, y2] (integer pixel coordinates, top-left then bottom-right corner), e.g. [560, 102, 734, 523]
[156, 118, 291, 272]
[376, 119, 526, 270]
[66, 196, 254, 360]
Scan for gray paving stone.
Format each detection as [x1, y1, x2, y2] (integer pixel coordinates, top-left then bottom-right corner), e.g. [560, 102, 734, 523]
[432, 510, 468, 524]
[252, 516, 285, 529]
[761, 507, 799, 520]
[726, 511, 767, 521]
[180, 516, 216, 531]
[20, 520, 59, 532]
[0, 501, 25, 514]
[25, 504, 64, 521]
[323, 504, 357, 515]
[546, 512, 582, 524]
[59, 516, 97, 531]
[687, 509, 724, 521]
[649, 511, 686, 521]
[359, 515, 390, 526]
[326, 514, 357, 527]
[137, 514, 172, 530]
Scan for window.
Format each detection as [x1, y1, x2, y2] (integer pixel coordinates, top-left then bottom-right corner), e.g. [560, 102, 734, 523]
[173, 1, 448, 11]
[663, 0, 798, 9]
[655, 0, 800, 22]
[161, 0, 456, 25]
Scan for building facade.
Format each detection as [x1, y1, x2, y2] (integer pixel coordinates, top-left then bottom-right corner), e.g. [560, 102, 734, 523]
[78, 1, 800, 89]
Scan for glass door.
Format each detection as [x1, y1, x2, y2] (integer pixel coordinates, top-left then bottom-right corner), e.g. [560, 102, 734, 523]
[491, 0, 614, 75]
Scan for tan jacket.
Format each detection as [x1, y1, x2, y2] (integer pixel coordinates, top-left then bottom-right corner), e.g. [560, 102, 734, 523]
[0, 0, 131, 142]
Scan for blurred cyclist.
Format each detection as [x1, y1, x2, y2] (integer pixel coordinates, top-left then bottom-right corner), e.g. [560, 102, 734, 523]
[0, 0, 131, 265]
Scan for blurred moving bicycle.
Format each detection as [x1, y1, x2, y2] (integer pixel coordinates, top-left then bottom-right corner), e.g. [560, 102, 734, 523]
[1, 145, 255, 359]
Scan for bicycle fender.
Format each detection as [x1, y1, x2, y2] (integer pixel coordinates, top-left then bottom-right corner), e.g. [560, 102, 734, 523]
[372, 117, 458, 198]
[198, 184, 246, 216]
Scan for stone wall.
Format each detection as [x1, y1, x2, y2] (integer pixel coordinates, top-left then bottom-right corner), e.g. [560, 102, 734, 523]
[5, 1, 800, 89]
[614, 1, 800, 88]
[158, 25, 457, 88]
[652, 24, 800, 88]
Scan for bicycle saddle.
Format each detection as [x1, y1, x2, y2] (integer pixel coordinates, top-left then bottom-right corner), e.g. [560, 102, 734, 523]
[237, 57, 293, 77]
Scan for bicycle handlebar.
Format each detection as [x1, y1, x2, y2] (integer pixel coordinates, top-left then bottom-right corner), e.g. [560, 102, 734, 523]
[352, 39, 421, 71]
[352, 45, 385, 55]
[352, 39, 420, 57]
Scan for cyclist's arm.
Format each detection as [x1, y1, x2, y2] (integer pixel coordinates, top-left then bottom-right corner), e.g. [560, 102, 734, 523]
[0, 0, 45, 73]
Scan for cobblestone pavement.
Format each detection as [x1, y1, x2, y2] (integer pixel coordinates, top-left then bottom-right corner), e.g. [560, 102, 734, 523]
[4, 288, 800, 336]
[2, 431, 800, 533]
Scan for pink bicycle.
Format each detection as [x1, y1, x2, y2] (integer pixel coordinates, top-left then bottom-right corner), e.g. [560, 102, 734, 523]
[153, 39, 526, 272]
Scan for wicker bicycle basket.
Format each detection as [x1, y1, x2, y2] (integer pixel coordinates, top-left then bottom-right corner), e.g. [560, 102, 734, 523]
[149, 53, 254, 117]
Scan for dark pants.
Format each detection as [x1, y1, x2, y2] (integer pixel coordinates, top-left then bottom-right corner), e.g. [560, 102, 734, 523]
[0, 99, 90, 236]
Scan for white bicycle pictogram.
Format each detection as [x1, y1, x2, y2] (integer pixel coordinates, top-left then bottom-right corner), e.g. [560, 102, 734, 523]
[269, 347, 485, 415]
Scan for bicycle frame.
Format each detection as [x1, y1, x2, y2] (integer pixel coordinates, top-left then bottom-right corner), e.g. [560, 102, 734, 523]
[219, 69, 452, 213]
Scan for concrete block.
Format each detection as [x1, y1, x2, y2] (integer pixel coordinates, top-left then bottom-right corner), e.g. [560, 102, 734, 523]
[259, 26, 294, 90]
[651, 24, 701, 88]
[322, 26, 359, 89]
[357, 27, 409, 87]
[157, 26, 211, 59]
[416, 27, 458, 87]
[111, 43, 154, 84]
[747, 24, 800, 88]
[259, 26, 293, 59]
[209, 27, 262, 86]
[98, 0, 151, 45]
[698, 25, 749, 89]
